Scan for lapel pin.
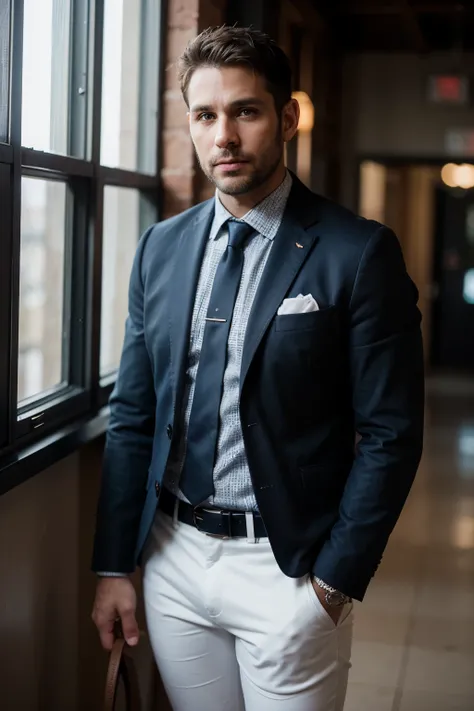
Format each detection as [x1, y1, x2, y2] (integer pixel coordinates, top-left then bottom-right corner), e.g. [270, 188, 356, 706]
[295, 242, 304, 249]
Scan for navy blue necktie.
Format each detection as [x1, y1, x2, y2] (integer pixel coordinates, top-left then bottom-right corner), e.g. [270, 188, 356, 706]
[180, 220, 256, 505]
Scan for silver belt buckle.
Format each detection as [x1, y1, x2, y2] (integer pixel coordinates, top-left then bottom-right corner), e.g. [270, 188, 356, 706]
[193, 508, 230, 539]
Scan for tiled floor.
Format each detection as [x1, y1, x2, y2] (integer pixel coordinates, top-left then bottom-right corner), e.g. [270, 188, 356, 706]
[344, 379, 474, 711]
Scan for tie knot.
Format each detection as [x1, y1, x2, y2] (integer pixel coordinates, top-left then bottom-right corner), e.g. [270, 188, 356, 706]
[227, 220, 254, 250]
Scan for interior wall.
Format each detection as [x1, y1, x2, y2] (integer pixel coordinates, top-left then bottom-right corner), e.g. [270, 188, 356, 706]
[0, 453, 80, 711]
[78, 441, 171, 711]
[161, 0, 226, 219]
[359, 161, 387, 223]
[403, 167, 439, 358]
[359, 161, 438, 363]
[343, 53, 474, 359]
[340, 52, 474, 210]
[278, 0, 342, 199]
[350, 53, 474, 157]
[0, 441, 170, 711]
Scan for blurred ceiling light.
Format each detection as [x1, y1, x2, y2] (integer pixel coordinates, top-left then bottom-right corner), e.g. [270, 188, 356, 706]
[292, 91, 314, 132]
[441, 162, 474, 189]
[441, 163, 458, 187]
[456, 164, 474, 189]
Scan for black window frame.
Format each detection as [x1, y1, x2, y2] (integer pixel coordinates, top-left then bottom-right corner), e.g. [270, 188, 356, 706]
[0, 0, 167, 480]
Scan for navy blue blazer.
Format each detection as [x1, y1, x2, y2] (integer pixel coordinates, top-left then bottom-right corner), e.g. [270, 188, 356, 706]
[92, 175, 424, 601]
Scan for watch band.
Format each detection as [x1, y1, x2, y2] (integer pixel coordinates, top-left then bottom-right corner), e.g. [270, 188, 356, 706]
[313, 576, 352, 605]
[313, 577, 337, 594]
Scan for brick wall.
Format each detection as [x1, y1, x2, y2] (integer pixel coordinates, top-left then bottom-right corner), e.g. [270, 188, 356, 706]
[161, 0, 226, 219]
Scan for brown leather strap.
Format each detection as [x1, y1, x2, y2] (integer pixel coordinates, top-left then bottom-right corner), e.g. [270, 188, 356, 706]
[104, 632, 142, 711]
[104, 638, 126, 711]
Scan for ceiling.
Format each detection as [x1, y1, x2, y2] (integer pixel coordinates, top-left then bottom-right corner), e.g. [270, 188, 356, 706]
[312, 1, 474, 52]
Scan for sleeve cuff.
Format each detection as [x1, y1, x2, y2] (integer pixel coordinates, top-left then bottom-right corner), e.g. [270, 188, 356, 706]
[96, 571, 128, 577]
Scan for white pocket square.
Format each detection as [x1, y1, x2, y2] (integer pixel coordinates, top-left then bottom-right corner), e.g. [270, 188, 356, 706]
[277, 293, 319, 316]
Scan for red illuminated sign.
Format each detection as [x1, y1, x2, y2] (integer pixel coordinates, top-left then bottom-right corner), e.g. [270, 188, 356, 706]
[428, 75, 469, 105]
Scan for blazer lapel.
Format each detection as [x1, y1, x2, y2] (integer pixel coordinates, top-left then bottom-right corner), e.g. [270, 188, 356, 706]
[240, 180, 321, 391]
[169, 200, 215, 418]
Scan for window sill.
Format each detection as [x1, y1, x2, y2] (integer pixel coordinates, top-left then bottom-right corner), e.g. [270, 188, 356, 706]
[0, 407, 110, 496]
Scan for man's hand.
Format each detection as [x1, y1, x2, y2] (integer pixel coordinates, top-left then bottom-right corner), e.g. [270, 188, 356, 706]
[92, 576, 139, 650]
[311, 579, 343, 625]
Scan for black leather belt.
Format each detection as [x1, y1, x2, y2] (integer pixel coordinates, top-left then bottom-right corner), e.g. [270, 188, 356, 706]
[158, 487, 267, 538]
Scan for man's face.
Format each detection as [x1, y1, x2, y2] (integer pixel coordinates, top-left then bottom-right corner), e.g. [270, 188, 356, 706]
[187, 66, 295, 196]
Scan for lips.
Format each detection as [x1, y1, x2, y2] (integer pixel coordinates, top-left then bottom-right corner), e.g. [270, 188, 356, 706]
[215, 160, 248, 171]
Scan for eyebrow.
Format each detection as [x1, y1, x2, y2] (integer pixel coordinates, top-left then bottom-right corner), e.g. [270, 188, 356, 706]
[190, 98, 266, 114]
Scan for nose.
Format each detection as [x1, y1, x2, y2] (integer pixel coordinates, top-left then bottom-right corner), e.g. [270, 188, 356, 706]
[214, 116, 239, 149]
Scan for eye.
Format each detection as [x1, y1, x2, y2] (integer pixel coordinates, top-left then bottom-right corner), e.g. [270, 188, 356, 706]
[197, 112, 215, 122]
[238, 108, 257, 118]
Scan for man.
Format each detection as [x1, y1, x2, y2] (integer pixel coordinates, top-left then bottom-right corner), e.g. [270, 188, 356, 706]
[92, 25, 424, 711]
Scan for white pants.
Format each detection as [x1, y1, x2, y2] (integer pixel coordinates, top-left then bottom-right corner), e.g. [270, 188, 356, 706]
[142, 510, 353, 711]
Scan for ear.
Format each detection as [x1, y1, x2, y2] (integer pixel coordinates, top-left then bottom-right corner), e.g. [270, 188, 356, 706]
[282, 99, 300, 143]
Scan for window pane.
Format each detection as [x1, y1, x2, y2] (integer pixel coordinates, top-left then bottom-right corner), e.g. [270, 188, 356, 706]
[18, 178, 67, 402]
[21, 0, 72, 154]
[101, 0, 160, 174]
[100, 187, 147, 375]
[0, 0, 10, 142]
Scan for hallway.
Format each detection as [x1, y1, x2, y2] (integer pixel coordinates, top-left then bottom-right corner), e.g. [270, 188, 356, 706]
[345, 377, 474, 711]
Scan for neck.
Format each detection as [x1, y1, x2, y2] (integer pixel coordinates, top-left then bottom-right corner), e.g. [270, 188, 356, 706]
[217, 163, 287, 219]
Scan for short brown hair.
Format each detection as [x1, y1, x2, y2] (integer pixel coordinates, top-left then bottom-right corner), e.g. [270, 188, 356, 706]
[177, 25, 293, 115]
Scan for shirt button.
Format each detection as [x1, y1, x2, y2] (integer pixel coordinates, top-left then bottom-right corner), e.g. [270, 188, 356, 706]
[155, 482, 161, 496]
[166, 424, 173, 440]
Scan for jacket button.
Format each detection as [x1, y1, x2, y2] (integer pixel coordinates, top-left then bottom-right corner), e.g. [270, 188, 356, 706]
[166, 424, 173, 440]
[155, 482, 161, 496]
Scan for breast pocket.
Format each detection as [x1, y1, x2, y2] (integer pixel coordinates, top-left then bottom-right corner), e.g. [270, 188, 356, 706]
[272, 305, 341, 377]
[274, 305, 337, 333]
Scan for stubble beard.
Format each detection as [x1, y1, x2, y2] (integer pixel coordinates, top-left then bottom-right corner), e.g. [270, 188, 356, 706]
[197, 139, 284, 196]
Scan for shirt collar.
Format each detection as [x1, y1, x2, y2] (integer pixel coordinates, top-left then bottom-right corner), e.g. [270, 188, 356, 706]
[209, 171, 293, 242]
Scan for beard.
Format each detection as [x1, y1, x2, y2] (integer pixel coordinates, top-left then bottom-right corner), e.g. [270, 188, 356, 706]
[211, 152, 283, 195]
[196, 134, 284, 196]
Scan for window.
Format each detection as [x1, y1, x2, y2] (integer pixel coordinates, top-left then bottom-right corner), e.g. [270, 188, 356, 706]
[0, 0, 11, 142]
[18, 177, 68, 402]
[100, 187, 156, 376]
[21, 0, 73, 155]
[101, 0, 160, 174]
[0, 0, 164, 465]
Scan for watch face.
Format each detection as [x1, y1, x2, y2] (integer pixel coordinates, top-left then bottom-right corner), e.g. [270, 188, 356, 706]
[326, 591, 346, 607]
